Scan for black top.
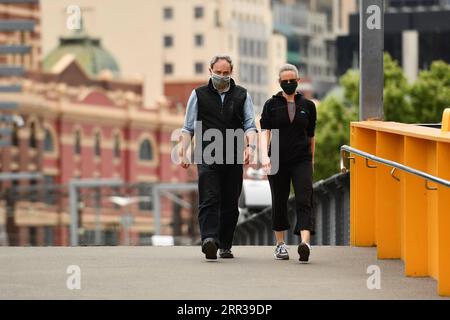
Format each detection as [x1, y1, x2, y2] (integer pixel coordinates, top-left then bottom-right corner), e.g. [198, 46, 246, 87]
[260, 91, 316, 164]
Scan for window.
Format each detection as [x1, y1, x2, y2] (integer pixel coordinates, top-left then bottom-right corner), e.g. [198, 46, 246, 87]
[74, 130, 81, 155]
[163, 7, 173, 20]
[249, 40, 254, 56]
[114, 134, 120, 158]
[29, 122, 37, 149]
[164, 35, 173, 48]
[249, 64, 255, 83]
[94, 131, 101, 157]
[43, 129, 54, 152]
[139, 139, 153, 161]
[261, 66, 267, 84]
[239, 63, 247, 82]
[214, 9, 221, 27]
[256, 66, 261, 84]
[194, 34, 204, 47]
[194, 6, 204, 19]
[195, 62, 204, 74]
[256, 41, 261, 57]
[164, 63, 174, 75]
[262, 42, 268, 58]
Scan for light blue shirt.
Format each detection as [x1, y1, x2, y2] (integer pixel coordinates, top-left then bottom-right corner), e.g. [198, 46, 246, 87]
[181, 89, 257, 135]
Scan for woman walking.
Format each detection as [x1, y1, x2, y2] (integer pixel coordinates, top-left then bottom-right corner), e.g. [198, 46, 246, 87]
[259, 64, 316, 263]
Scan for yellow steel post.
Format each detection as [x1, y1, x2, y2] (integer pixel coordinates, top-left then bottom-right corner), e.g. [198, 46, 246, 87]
[426, 142, 439, 280]
[403, 137, 429, 276]
[437, 141, 450, 296]
[375, 132, 402, 259]
[350, 125, 377, 246]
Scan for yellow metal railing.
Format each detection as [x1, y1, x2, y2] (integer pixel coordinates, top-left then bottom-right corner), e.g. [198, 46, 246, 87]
[345, 108, 450, 296]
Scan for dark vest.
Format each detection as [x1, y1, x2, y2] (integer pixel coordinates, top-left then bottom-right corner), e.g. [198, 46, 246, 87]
[194, 78, 247, 164]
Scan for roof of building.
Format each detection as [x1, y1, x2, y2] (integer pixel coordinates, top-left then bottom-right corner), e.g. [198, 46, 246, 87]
[43, 25, 120, 78]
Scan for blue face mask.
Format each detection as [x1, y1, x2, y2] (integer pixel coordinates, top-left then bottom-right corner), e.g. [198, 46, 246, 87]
[211, 73, 231, 90]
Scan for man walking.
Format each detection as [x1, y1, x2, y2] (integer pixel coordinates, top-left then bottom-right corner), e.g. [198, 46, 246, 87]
[179, 55, 257, 260]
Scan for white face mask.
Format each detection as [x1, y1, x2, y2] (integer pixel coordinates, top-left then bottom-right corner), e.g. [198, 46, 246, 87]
[211, 73, 231, 90]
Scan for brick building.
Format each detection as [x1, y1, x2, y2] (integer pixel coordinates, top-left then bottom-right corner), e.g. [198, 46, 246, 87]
[0, 24, 196, 246]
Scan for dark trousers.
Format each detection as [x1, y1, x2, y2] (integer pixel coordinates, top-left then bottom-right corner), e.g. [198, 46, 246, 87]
[197, 164, 243, 249]
[268, 160, 313, 235]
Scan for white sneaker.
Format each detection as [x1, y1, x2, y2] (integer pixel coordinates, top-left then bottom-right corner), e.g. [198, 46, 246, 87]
[274, 242, 289, 260]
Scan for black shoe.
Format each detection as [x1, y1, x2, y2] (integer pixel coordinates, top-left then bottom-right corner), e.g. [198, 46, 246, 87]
[201, 238, 218, 260]
[297, 242, 310, 263]
[219, 249, 234, 259]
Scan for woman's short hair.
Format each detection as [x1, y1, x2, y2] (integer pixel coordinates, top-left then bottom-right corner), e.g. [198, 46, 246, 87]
[210, 55, 234, 71]
[278, 64, 299, 79]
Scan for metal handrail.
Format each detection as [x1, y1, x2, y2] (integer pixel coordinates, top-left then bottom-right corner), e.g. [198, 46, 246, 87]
[340, 145, 450, 188]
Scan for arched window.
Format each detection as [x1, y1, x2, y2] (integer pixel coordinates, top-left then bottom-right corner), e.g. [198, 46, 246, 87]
[43, 129, 54, 152]
[139, 139, 153, 161]
[74, 130, 81, 155]
[29, 122, 37, 148]
[94, 131, 101, 157]
[114, 134, 120, 158]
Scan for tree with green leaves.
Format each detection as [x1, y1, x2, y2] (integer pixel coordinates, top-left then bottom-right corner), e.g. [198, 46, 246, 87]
[383, 53, 414, 123]
[410, 60, 450, 123]
[313, 53, 450, 182]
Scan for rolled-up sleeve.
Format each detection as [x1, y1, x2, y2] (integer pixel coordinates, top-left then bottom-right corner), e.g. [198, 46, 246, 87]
[259, 100, 272, 130]
[181, 90, 198, 135]
[243, 92, 257, 134]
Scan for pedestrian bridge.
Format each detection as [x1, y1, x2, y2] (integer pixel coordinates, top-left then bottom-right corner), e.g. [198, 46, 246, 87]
[0, 246, 447, 300]
[0, 113, 449, 300]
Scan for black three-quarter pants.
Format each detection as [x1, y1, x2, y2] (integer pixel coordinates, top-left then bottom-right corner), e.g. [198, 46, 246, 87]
[268, 160, 313, 235]
[197, 163, 243, 249]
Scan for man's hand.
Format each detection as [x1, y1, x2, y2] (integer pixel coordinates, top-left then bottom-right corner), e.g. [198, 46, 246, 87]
[178, 146, 190, 169]
[243, 145, 255, 165]
[179, 132, 193, 169]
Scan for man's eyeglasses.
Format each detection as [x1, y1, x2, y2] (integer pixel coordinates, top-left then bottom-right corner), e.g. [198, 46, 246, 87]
[280, 79, 298, 85]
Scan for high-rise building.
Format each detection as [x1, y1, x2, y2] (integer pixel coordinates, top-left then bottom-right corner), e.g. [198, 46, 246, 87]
[332, 0, 357, 36]
[40, 0, 287, 114]
[336, 3, 450, 82]
[272, 0, 337, 98]
[160, 0, 287, 113]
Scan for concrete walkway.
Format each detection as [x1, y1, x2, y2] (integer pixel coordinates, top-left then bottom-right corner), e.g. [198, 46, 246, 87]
[0, 246, 447, 300]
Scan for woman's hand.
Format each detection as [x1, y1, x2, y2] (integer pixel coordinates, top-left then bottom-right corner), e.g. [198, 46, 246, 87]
[243, 146, 253, 165]
[261, 155, 271, 175]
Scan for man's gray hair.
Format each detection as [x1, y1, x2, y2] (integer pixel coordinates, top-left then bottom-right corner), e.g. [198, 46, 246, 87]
[210, 55, 234, 71]
[278, 64, 299, 79]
